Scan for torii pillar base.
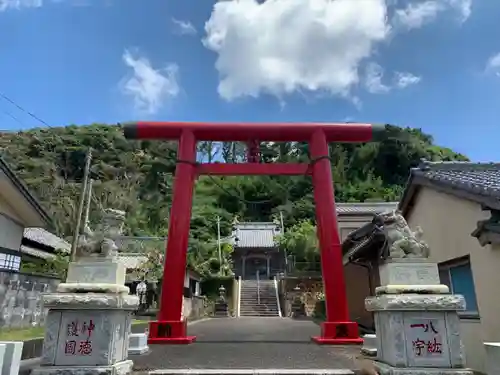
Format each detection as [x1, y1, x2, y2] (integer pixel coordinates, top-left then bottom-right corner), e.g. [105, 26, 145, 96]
[147, 320, 196, 345]
[312, 321, 364, 345]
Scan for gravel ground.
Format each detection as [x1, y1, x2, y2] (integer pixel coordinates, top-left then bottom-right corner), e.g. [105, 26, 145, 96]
[132, 318, 362, 371]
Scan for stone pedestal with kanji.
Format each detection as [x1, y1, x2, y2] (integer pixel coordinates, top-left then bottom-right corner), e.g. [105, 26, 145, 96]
[33, 256, 139, 375]
[365, 258, 474, 375]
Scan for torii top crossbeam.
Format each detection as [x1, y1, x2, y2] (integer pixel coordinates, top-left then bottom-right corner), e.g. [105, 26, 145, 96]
[123, 121, 388, 143]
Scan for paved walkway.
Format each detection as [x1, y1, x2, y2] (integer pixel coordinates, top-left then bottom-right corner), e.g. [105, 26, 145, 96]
[132, 318, 361, 371]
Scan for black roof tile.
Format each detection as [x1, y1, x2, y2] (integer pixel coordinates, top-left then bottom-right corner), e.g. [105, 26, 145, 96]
[414, 160, 500, 199]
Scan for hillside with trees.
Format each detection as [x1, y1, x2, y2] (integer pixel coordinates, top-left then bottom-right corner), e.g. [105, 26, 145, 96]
[0, 124, 467, 276]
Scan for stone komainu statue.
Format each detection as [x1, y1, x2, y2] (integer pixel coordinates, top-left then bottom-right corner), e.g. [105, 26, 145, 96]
[375, 210, 430, 259]
[75, 208, 126, 259]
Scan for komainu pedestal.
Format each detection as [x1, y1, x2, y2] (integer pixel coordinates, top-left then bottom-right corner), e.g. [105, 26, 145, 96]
[34, 209, 139, 375]
[366, 258, 473, 374]
[365, 211, 474, 375]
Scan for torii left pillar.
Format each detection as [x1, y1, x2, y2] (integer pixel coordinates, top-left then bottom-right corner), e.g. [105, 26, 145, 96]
[147, 129, 197, 344]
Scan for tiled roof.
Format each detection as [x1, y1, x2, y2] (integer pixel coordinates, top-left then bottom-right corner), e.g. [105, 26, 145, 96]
[23, 228, 71, 253]
[400, 160, 500, 213]
[336, 202, 398, 215]
[413, 161, 500, 198]
[232, 222, 280, 248]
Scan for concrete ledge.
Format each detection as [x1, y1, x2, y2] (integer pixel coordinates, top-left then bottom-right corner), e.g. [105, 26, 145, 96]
[32, 359, 133, 375]
[374, 361, 474, 375]
[365, 294, 466, 311]
[149, 370, 355, 375]
[43, 293, 139, 309]
[375, 285, 450, 295]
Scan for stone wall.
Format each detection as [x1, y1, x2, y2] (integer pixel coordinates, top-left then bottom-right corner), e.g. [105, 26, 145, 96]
[182, 296, 207, 321]
[0, 270, 60, 329]
[282, 278, 323, 317]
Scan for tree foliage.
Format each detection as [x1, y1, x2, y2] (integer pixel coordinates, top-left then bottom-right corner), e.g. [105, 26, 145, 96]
[0, 124, 468, 276]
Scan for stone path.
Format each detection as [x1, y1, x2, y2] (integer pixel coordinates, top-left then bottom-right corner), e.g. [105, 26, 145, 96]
[132, 318, 362, 371]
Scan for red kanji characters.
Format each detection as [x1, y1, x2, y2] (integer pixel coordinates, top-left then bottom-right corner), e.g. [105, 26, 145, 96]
[427, 337, 443, 354]
[67, 321, 79, 337]
[64, 340, 76, 355]
[81, 320, 96, 338]
[78, 340, 93, 355]
[410, 321, 439, 334]
[412, 338, 426, 356]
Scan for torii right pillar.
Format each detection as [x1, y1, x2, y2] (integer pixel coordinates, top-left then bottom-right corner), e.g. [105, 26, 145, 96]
[310, 128, 363, 345]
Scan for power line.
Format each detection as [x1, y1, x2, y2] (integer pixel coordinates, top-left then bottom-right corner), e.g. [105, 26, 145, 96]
[0, 108, 25, 127]
[0, 91, 51, 127]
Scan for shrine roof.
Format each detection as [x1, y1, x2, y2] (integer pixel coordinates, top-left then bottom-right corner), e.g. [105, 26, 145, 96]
[336, 202, 398, 215]
[232, 222, 280, 248]
[400, 160, 500, 213]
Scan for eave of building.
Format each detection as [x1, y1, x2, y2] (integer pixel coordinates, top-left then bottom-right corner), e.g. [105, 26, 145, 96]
[0, 157, 53, 228]
[23, 227, 71, 254]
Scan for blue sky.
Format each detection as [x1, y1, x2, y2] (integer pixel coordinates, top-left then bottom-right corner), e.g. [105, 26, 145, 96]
[0, 0, 499, 161]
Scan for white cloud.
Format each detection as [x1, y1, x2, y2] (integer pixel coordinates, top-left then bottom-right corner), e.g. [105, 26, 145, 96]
[120, 49, 180, 115]
[365, 63, 421, 93]
[203, 0, 390, 101]
[203, 0, 460, 102]
[365, 63, 391, 94]
[394, 71, 421, 88]
[393, 0, 472, 29]
[0, 0, 97, 11]
[0, 0, 42, 11]
[485, 52, 500, 76]
[172, 18, 197, 36]
[393, 1, 444, 29]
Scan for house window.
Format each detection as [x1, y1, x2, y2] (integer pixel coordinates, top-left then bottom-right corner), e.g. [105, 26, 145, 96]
[439, 257, 479, 318]
[0, 252, 21, 271]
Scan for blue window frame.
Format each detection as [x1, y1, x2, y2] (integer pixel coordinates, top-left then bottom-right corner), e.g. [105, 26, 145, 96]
[439, 257, 479, 318]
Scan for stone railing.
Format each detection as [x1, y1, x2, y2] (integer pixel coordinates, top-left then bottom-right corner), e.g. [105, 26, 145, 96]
[0, 270, 60, 329]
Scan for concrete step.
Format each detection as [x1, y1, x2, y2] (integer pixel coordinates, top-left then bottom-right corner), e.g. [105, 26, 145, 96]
[241, 289, 276, 294]
[240, 305, 278, 309]
[143, 370, 354, 374]
[240, 296, 276, 301]
[240, 312, 280, 317]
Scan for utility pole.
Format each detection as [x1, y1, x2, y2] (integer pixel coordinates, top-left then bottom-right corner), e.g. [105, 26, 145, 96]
[82, 178, 94, 230]
[70, 148, 92, 262]
[216, 215, 222, 275]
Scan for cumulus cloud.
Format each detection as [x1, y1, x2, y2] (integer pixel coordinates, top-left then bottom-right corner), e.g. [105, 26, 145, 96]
[120, 49, 180, 115]
[365, 63, 421, 94]
[172, 18, 197, 36]
[203, 0, 389, 101]
[203, 0, 462, 102]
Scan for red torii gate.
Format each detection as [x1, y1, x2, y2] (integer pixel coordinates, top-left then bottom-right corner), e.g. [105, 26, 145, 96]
[123, 121, 388, 345]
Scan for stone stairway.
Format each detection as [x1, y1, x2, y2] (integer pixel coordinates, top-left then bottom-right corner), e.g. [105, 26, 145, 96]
[239, 279, 280, 317]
